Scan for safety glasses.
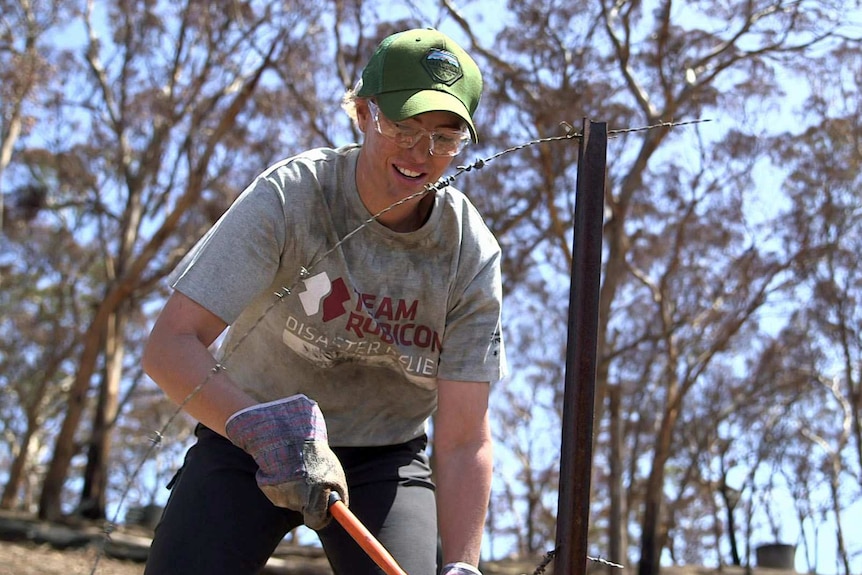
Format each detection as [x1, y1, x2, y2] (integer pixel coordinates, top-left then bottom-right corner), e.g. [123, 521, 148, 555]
[368, 100, 471, 157]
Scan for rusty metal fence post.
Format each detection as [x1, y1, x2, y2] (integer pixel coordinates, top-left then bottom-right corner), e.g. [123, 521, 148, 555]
[554, 118, 607, 575]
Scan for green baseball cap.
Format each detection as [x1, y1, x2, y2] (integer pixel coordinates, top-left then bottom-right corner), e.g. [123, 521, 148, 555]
[357, 28, 483, 142]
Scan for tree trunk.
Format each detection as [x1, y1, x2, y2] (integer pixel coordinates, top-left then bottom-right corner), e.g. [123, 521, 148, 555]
[638, 392, 681, 575]
[38, 292, 118, 520]
[721, 483, 741, 566]
[608, 384, 627, 574]
[828, 454, 851, 575]
[3, 357, 59, 511]
[1, 425, 37, 510]
[79, 311, 126, 519]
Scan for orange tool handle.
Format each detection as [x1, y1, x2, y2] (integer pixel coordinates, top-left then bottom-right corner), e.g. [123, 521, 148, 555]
[328, 492, 409, 575]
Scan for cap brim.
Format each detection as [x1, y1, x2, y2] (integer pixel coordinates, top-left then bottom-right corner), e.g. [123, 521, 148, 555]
[375, 90, 478, 143]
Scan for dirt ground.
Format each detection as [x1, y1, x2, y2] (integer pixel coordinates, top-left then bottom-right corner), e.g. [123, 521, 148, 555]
[0, 508, 330, 575]
[0, 509, 696, 575]
[0, 539, 144, 575]
[0, 529, 773, 575]
[0, 535, 554, 575]
[0, 536, 543, 575]
[0, 531, 547, 575]
[0, 508, 551, 575]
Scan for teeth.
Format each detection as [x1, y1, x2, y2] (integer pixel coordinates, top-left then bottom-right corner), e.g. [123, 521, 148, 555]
[396, 166, 422, 178]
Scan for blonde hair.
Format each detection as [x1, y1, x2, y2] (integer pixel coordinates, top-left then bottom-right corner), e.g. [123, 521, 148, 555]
[341, 81, 363, 128]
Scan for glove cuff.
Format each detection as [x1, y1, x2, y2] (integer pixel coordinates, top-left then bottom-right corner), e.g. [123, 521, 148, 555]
[442, 562, 482, 575]
[225, 394, 329, 454]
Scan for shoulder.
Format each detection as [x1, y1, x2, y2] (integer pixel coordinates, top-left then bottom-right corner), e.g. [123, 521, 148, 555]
[263, 145, 359, 182]
[437, 186, 501, 254]
[245, 145, 359, 204]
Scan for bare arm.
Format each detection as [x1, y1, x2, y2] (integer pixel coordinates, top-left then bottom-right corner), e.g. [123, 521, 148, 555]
[435, 378, 493, 567]
[142, 291, 257, 436]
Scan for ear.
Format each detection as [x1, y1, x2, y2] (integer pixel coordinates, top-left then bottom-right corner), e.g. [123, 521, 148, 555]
[355, 99, 371, 134]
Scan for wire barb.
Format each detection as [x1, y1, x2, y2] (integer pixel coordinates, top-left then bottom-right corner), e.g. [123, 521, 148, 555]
[589, 555, 626, 569]
[529, 547, 625, 575]
[609, 117, 712, 137]
[532, 548, 557, 575]
[148, 430, 163, 447]
[275, 286, 291, 297]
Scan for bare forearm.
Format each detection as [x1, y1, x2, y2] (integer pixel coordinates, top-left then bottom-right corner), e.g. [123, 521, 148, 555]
[144, 335, 255, 435]
[143, 293, 257, 436]
[436, 433, 493, 565]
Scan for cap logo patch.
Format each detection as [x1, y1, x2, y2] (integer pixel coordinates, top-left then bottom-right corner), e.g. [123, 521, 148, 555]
[421, 49, 463, 86]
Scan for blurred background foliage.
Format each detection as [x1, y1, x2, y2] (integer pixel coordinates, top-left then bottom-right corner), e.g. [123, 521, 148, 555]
[1, 1, 860, 574]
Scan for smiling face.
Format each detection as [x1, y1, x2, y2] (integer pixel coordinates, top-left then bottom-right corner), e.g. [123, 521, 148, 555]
[354, 98, 464, 231]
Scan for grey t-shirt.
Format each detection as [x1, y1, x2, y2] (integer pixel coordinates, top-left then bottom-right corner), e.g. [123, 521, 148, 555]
[170, 145, 507, 446]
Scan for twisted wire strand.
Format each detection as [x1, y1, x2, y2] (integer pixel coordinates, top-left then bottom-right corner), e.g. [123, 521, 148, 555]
[530, 548, 625, 575]
[90, 118, 708, 574]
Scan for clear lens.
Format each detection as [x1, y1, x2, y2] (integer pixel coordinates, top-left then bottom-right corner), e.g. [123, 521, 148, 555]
[369, 100, 469, 156]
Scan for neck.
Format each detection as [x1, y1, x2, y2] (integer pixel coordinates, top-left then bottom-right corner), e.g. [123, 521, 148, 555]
[355, 152, 434, 232]
[373, 192, 434, 232]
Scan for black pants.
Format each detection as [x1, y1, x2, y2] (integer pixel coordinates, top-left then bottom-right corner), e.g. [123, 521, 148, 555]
[144, 425, 438, 575]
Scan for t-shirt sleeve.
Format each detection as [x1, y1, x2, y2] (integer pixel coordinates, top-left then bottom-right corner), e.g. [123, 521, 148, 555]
[169, 176, 287, 324]
[437, 241, 508, 384]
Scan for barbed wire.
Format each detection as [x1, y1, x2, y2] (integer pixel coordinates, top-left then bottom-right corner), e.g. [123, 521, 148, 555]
[528, 548, 625, 575]
[589, 555, 626, 570]
[89, 117, 709, 575]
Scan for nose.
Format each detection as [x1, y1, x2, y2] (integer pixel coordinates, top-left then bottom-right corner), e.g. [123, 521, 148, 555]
[405, 133, 433, 161]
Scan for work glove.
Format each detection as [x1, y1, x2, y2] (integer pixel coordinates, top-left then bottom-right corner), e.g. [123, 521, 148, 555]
[442, 562, 483, 575]
[224, 394, 348, 530]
